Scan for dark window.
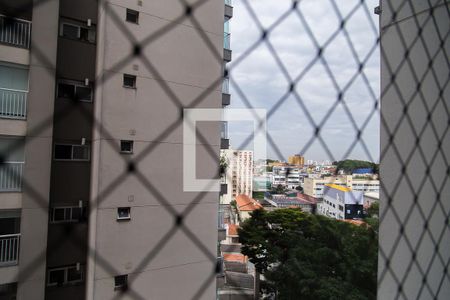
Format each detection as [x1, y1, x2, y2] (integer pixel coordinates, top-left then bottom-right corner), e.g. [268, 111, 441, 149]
[58, 81, 93, 102]
[76, 86, 93, 101]
[67, 267, 82, 282]
[72, 145, 90, 160]
[114, 275, 128, 291]
[54, 144, 72, 160]
[117, 207, 131, 220]
[53, 208, 66, 222]
[126, 9, 139, 24]
[61, 24, 79, 39]
[57, 83, 75, 99]
[80, 27, 96, 43]
[120, 140, 133, 153]
[48, 269, 65, 286]
[123, 74, 136, 88]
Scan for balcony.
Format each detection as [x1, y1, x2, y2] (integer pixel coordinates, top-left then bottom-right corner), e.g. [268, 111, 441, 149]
[224, 0, 233, 18]
[0, 162, 24, 192]
[0, 233, 20, 266]
[0, 88, 27, 119]
[223, 33, 232, 62]
[222, 77, 230, 106]
[0, 15, 31, 49]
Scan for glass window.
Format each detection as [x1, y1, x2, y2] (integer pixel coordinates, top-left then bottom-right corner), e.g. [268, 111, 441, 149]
[58, 83, 75, 99]
[54, 145, 72, 160]
[114, 275, 128, 290]
[117, 207, 131, 220]
[48, 269, 65, 286]
[76, 86, 92, 101]
[80, 27, 96, 43]
[53, 208, 66, 222]
[120, 140, 133, 153]
[123, 74, 136, 88]
[67, 267, 82, 282]
[0, 63, 29, 91]
[72, 145, 90, 160]
[61, 24, 79, 39]
[126, 9, 139, 24]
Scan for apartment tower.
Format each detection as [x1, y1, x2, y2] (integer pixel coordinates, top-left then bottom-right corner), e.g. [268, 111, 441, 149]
[0, 0, 227, 299]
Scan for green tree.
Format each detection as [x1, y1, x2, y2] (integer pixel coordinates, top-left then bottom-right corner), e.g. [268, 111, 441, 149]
[335, 159, 379, 175]
[238, 209, 378, 300]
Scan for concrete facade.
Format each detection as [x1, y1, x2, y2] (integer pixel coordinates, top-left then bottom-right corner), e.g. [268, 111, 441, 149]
[0, 0, 224, 299]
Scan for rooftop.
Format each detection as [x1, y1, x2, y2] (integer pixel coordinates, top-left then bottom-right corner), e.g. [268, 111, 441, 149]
[228, 224, 239, 236]
[223, 253, 247, 263]
[236, 194, 263, 211]
[325, 183, 352, 192]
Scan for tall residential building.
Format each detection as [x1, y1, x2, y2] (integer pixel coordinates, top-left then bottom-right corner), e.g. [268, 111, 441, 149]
[221, 149, 253, 204]
[0, 1, 226, 299]
[303, 175, 379, 198]
[288, 154, 304, 166]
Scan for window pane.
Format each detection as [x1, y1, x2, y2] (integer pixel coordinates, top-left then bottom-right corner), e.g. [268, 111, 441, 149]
[54, 145, 72, 160]
[114, 275, 128, 288]
[72, 146, 89, 160]
[67, 267, 82, 282]
[118, 207, 130, 219]
[123, 74, 136, 88]
[120, 141, 133, 153]
[53, 208, 66, 221]
[80, 27, 96, 43]
[62, 24, 79, 39]
[0, 64, 29, 91]
[49, 269, 65, 285]
[126, 9, 139, 23]
[75, 86, 92, 101]
[58, 83, 75, 99]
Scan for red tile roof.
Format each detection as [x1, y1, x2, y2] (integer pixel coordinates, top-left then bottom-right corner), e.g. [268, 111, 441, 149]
[223, 253, 247, 263]
[236, 194, 263, 211]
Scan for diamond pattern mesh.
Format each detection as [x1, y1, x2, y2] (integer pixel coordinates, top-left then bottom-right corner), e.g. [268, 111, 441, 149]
[0, 0, 449, 299]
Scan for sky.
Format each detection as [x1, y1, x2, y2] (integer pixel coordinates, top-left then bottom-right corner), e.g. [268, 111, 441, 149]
[226, 0, 380, 163]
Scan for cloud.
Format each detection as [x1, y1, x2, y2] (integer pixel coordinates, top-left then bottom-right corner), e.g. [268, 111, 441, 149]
[227, 0, 380, 162]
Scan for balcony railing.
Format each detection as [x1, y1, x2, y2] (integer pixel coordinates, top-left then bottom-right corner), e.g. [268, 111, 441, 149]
[0, 88, 28, 119]
[224, 32, 230, 50]
[0, 233, 20, 266]
[0, 162, 24, 192]
[0, 15, 31, 49]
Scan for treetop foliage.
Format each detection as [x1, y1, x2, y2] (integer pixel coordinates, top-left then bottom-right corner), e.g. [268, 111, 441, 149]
[238, 209, 378, 300]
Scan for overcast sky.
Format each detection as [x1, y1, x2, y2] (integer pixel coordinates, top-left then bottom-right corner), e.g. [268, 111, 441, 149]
[227, 0, 380, 163]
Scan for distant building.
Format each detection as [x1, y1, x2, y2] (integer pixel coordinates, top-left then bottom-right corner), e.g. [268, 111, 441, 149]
[265, 193, 317, 213]
[235, 194, 263, 222]
[288, 154, 305, 166]
[318, 184, 364, 220]
[271, 166, 307, 189]
[253, 175, 271, 192]
[221, 149, 254, 204]
[303, 175, 379, 198]
[364, 192, 379, 209]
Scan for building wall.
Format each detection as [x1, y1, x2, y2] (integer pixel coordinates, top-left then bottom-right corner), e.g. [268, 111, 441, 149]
[379, 1, 450, 299]
[304, 176, 379, 198]
[87, 1, 223, 299]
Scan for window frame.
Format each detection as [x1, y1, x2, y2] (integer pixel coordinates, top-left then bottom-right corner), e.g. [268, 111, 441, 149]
[50, 206, 84, 224]
[117, 207, 131, 221]
[59, 22, 96, 43]
[47, 265, 84, 287]
[120, 140, 134, 154]
[126, 9, 139, 24]
[123, 74, 137, 88]
[54, 144, 90, 161]
[57, 79, 93, 102]
[114, 274, 128, 291]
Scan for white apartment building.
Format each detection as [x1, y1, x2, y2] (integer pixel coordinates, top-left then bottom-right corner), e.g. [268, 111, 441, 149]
[317, 184, 364, 220]
[221, 149, 253, 204]
[304, 175, 379, 198]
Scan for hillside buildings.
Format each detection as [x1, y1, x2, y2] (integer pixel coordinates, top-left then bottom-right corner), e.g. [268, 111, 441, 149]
[0, 1, 226, 299]
[303, 175, 379, 198]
